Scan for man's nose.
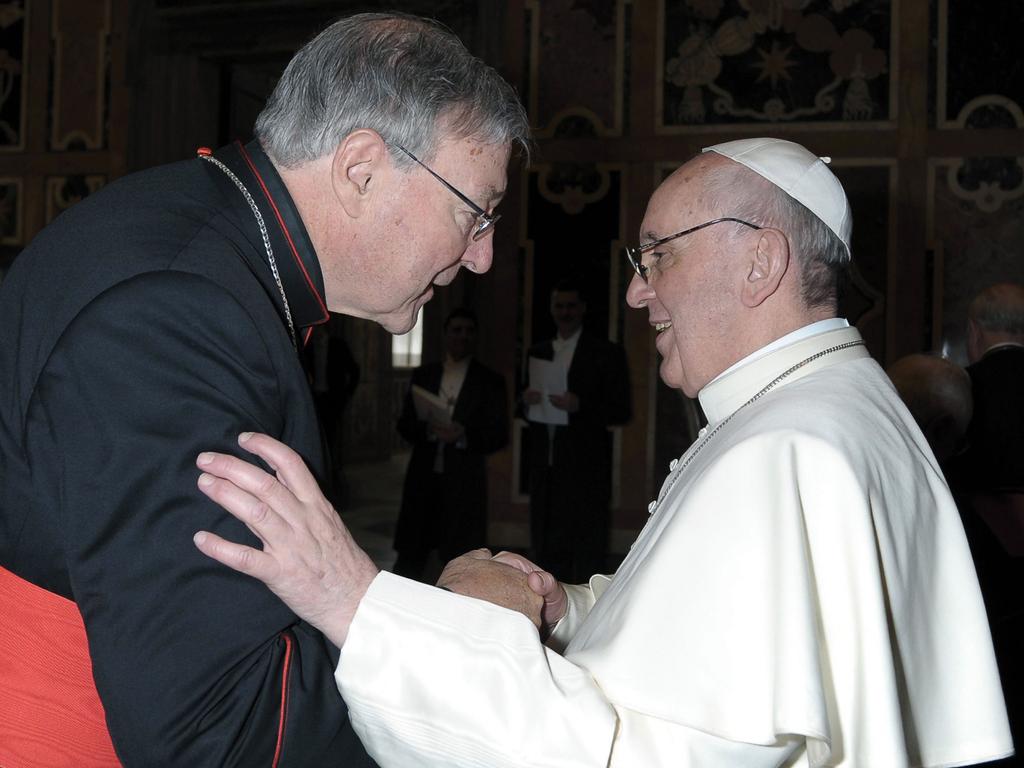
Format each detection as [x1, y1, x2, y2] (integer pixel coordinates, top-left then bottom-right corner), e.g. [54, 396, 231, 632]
[462, 235, 494, 275]
[625, 272, 652, 308]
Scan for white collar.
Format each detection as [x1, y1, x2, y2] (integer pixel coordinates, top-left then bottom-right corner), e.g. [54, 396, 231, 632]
[698, 324, 868, 424]
[552, 326, 582, 351]
[711, 318, 849, 383]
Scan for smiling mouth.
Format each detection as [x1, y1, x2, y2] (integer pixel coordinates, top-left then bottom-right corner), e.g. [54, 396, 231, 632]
[654, 322, 672, 332]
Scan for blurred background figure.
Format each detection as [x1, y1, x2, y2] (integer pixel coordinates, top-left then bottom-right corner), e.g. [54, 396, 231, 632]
[943, 283, 1024, 768]
[304, 314, 360, 506]
[392, 308, 508, 582]
[886, 352, 972, 466]
[950, 283, 1024, 497]
[522, 280, 631, 583]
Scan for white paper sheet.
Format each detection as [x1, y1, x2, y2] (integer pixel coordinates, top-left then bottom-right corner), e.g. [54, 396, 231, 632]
[527, 357, 569, 426]
[411, 384, 452, 426]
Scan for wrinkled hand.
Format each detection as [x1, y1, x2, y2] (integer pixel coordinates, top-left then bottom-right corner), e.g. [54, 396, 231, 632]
[522, 389, 542, 406]
[192, 432, 379, 648]
[491, 551, 568, 633]
[437, 549, 543, 629]
[430, 420, 465, 444]
[548, 391, 579, 413]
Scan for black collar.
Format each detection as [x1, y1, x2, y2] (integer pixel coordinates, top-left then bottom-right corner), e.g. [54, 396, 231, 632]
[201, 140, 329, 345]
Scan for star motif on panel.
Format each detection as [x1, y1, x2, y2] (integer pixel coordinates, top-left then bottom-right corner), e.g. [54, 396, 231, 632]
[753, 40, 797, 88]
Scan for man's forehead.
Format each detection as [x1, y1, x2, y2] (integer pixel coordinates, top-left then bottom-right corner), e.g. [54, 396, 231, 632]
[640, 160, 715, 237]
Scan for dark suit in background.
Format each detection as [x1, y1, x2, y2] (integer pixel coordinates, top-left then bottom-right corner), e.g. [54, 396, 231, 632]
[393, 358, 508, 580]
[947, 343, 1024, 768]
[526, 334, 631, 583]
[953, 345, 1024, 493]
[303, 320, 361, 504]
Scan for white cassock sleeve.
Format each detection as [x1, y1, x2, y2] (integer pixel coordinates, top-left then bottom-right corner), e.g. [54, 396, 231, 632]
[335, 572, 803, 768]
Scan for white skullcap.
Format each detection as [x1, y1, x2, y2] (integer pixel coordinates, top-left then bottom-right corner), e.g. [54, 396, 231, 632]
[703, 137, 852, 258]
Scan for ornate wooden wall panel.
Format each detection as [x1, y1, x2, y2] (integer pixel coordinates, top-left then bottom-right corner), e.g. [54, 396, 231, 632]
[0, 0, 126, 277]
[926, 0, 1024, 364]
[0, 175, 20, 243]
[928, 158, 1024, 363]
[658, 0, 896, 131]
[934, 0, 1024, 131]
[50, 0, 109, 150]
[526, 0, 627, 137]
[0, 1, 26, 152]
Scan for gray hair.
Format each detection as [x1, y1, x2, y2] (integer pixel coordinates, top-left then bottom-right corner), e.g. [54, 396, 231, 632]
[968, 283, 1024, 335]
[255, 12, 531, 168]
[703, 160, 849, 311]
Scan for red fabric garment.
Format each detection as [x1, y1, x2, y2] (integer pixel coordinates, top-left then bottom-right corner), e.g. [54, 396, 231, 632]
[0, 565, 120, 767]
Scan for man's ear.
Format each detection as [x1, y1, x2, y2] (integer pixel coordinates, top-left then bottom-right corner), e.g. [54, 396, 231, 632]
[331, 130, 389, 219]
[741, 228, 790, 308]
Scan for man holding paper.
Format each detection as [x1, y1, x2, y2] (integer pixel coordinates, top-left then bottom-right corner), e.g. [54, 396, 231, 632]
[522, 280, 632, 582]
[393, 308, 508, 580]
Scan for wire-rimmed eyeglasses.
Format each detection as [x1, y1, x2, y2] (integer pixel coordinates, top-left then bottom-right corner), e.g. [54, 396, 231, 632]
[393, 144, 500, 241]
[624, 217, 762, 283]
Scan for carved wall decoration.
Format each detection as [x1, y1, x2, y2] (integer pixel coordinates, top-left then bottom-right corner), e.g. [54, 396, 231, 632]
[525, 0, 628, 137]
[943, 155, 1024, 214]
[0, 1, 26, 150]
[928, 159, 1024, 363]
[536, 162, 612, 215]
[657, 0, 894, 130]
[0, 175, 20, 244]
[50, 0, 110, 150]
[934, 0, 1023, 128]
[45, 174, 104, 223]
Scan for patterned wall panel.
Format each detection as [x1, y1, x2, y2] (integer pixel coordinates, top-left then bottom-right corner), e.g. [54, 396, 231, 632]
[50, 0, 110, 150]
[0, 1, 26, 151]
[934, 0, 1024, 129]
[0, 175, 20, 244]
[45, 174, 105, 224]
[928, 157, 1024, 363]
[657, 0, 895, 131]
[525, 0, 628, 137]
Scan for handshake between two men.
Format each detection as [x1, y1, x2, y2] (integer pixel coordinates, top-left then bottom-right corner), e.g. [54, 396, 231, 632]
[193, 431, 567, 647]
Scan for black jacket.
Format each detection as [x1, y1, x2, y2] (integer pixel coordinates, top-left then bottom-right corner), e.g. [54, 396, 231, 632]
[394, 359, 507, 559]
[0, 141, 373, 766]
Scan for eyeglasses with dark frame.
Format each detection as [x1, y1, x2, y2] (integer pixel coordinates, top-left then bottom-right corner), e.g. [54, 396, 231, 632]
[393, 144, 500, 241]
[624, 217, 762, 283]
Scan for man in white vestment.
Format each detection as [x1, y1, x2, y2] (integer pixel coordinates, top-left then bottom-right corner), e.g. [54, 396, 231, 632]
[192, 137, 1014, 767]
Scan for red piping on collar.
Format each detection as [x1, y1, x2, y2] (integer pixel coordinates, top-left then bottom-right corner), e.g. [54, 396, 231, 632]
[236, 141, 329, 326]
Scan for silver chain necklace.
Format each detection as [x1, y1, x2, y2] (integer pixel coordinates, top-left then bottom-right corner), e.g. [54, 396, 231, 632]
[652, 339, 865, 512]
[200, 154, 297, 350]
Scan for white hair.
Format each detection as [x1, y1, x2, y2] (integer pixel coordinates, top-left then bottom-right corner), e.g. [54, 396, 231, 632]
[255, 12, 531, 169]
